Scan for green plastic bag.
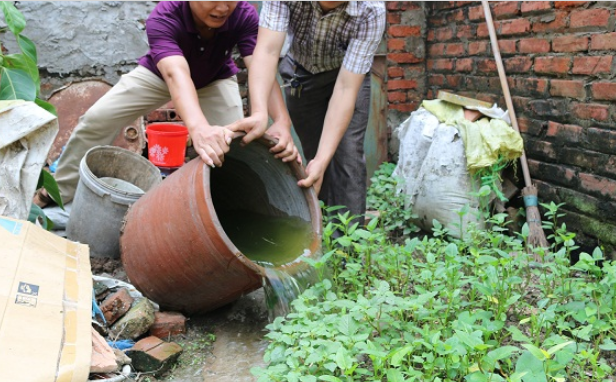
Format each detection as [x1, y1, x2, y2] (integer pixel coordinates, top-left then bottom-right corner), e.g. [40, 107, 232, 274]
[421, 99, 523, 171]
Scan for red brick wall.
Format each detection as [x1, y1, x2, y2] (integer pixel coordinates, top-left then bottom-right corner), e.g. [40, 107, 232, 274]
[386, 1, 428, 128]
[419, 1, 616, 256]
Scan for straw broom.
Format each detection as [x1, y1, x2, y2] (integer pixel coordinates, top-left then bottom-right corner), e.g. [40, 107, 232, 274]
[482, 1, 549, 250]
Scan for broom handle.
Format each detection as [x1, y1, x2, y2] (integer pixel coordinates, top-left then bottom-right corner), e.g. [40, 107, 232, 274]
[482, 1, 533, 188]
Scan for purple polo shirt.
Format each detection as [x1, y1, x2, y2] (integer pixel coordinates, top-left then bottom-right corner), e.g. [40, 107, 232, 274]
[137, 1, 258, 89]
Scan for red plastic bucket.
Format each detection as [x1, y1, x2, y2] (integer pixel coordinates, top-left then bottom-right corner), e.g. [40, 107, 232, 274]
[146, 123, 189, 167]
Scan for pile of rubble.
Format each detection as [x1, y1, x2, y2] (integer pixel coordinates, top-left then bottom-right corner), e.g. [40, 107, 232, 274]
[89, 276, 186, 381]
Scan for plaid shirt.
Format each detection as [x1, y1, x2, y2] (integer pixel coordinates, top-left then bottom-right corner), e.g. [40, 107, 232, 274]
[260, 1, 386, 74]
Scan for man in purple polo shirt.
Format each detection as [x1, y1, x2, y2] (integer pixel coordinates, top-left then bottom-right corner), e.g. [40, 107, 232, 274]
[36, 1, 296, 208]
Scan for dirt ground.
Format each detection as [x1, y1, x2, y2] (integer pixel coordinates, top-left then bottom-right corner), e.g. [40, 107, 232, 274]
[165, 289, 270, 382]
[92, 258, 270, 382]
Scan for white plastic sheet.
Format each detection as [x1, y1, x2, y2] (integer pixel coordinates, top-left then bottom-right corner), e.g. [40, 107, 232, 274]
[0, 101, 59, 220]
[393, 107, 484, 238]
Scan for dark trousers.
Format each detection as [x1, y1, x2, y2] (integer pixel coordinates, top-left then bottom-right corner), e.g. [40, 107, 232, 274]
[279, 55, 371, 226]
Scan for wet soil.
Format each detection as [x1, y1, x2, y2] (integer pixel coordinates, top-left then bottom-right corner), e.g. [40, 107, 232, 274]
[134, 289, 270, 382]
[92, 257, 270, 382]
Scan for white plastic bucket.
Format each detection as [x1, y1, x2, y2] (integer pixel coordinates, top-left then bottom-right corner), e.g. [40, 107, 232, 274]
[66, 145, 161, 258]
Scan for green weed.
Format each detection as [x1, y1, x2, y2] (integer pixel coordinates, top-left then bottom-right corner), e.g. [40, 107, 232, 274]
[252, 163, 616, 382]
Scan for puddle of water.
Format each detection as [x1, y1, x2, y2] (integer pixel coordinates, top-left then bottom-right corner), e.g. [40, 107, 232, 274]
[204, 322, 269, 382]
[199, 289, 270, 382]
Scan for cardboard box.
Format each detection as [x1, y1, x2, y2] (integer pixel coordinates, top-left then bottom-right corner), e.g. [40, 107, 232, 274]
[0, 217, 92, 382]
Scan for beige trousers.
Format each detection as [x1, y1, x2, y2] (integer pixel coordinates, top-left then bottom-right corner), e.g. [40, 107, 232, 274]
[54, 66, 244, 203]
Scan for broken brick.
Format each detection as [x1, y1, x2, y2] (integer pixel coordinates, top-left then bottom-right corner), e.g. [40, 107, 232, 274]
[100, 287, 134, 325]
[149, 311, 187, 339]
[126, 336, 183, 375]
[91, 328, 118, 374]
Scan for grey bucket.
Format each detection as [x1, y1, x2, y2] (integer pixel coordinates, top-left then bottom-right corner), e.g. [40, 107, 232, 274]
[67, 145, 162, 258]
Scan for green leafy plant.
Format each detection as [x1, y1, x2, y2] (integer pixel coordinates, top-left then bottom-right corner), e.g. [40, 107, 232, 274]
[1, 2, 63, 228]
[0, 2, 55, 112]
[252, 163, 616, 382]
[366, 162, 419, 241]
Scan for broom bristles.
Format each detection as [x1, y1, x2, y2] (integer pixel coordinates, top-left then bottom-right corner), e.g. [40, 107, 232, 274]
[521, 185, 549, 249]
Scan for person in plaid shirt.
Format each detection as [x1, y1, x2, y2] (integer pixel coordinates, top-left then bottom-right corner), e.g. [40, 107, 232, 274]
[230, 1, 386, 227]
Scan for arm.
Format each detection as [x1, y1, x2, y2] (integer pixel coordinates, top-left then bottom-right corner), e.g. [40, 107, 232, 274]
[243, 54, 298, 163]
[297, 68, 366, 193]
[157, 55, 233, 167]
[227, 27, 286, 143]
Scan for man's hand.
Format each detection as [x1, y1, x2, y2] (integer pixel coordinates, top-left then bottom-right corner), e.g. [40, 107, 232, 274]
[190, 123, 234, 167]
[226, 111, 269, 146]
[266, 119, 300, 164]
[297, 157, 327, 194]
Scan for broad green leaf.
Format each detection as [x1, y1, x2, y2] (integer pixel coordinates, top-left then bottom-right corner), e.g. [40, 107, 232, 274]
[599, 339, 616, 351]
[521, 223, 529, 238]
[287, 372, 300, 382]
[40, 170, 64, 209]
[353, 228, 372, 240]
[444, 242, 458, 257]
[478, 255, 498, 264]
[474, 282, 493, 297]
[17, 34, 37, 64]
[572, 325, 592, 341]
[0, 2, 26, 35]
[546, 341, 574, 356]
[319, 376, 342, 382]
[366, 215, 379, 231]
[305, 351, 323, 365]
[487, 345, 519, 361]
[386, 368, 404, 382]
[455, 330, 483, 349]
[486, 373, 505, 382]
[335, 236, 351, 247]
[3, 53, 40, 91]
[389, 345, 413, 367]
[522, 343, 548, 361]
[35, 98, 57, 116]
[323, 362, 337, 373]
[0, 66, 36, 100]
[508, 326, 532, 344]
[426, 252, 435, 263]
[338, 315, 357, 337]
[300, 376, 317, 382]
[464, 371, 488, 382]
[478, 185, 492, 197]
[334, 347, 350, 372]
[505, 294, 522, 306]
[515, 351, 546, 382]
[466, 372, 504, 382]
[507, 372, 527, 382]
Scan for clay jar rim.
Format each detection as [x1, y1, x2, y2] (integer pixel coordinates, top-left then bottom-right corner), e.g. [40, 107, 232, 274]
[206, 131, 323, 277]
